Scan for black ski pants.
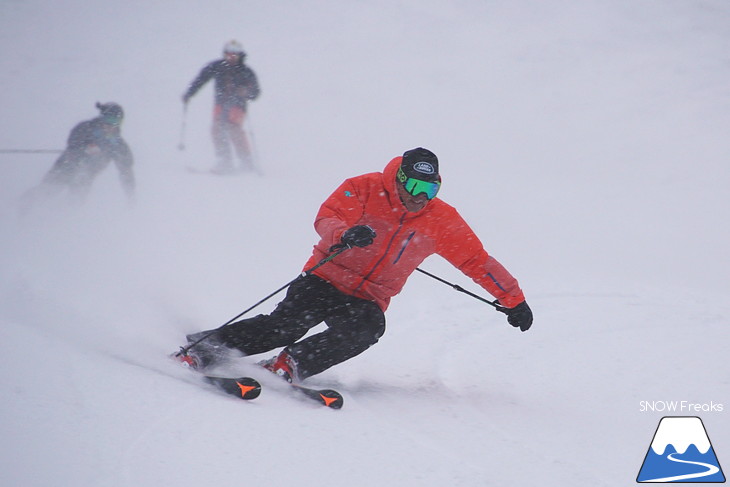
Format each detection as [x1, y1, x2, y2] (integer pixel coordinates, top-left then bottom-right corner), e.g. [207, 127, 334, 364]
[213, 274, 386, 379]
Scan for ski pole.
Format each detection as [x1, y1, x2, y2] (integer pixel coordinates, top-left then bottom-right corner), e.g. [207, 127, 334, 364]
[178, 104, 187, 151]
[177, 245, 350, 356]
[415, 267, 508, 313]
[0, 149, 63, 154]
[245, 112, 260, 172]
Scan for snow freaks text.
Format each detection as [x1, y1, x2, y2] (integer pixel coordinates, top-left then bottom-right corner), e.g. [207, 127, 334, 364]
[639, 401, 724, 413]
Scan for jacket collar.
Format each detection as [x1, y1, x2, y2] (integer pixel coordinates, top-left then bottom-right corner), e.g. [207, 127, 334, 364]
[383, 156, 405, 211]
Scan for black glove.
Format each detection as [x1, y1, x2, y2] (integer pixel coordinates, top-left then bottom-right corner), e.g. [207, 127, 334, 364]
[340, 225, 376, 248]
[505, 301, 533, 332]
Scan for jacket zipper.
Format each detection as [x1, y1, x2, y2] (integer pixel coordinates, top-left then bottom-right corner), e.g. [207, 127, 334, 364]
[392, 231, 416, 264]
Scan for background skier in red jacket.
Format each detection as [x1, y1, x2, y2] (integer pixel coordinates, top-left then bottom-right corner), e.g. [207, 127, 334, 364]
[179, 148, 532, 382]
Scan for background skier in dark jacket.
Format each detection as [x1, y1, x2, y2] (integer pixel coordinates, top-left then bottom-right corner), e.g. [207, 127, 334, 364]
[21, 102, 135, 211]
[183, 40, 261, 174]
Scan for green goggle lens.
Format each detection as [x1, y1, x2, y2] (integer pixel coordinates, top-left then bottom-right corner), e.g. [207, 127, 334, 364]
[398, 168, 440, 199]
[103, 115, 122, 126]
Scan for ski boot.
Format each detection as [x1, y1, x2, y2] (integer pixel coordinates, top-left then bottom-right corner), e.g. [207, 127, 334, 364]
[258, 351, 300, 383]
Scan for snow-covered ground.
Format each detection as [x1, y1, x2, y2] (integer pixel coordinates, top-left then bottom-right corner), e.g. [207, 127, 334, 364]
[1, 1, 728, 486]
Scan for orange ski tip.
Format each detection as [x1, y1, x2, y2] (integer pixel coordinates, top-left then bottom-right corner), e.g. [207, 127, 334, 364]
[320, 394, 340, 407]
[236, 381, 258, 397]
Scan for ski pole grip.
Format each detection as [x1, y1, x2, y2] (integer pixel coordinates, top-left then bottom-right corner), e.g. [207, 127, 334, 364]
[305, 245, 350, 276]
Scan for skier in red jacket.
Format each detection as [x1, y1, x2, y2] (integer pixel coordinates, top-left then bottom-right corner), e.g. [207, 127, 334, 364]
[179, 148, 532, 382]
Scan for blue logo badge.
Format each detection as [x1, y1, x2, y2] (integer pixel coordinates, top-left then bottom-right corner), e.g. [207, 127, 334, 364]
[344, 191, 353, 197]
[637, 416, 725, 483]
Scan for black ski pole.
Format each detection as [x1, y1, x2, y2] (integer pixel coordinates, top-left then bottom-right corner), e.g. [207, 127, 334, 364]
[0, 149, 63, 154]
[177, 245, 350, 356]
[415, 267, 508, 314]
[244, 112, 262, 174]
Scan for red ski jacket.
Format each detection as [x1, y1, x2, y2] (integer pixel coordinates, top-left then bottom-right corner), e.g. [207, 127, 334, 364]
[304, 156, 526, 311]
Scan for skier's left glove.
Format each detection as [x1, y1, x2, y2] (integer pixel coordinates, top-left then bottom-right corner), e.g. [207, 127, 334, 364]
[505, 301, 533, 332]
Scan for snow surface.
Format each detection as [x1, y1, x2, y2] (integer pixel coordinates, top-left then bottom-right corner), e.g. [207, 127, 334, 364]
[1, 1, 729, 486]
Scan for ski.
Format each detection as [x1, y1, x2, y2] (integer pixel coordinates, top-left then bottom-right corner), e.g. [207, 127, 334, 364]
[289, 383, 344, 409]
[170, 352, 261, 400]
[256, 359, 344, 409]
[204, 375, 262, 400]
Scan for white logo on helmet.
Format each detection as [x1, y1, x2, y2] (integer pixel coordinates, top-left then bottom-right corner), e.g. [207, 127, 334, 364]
[413, 162, 435, 175]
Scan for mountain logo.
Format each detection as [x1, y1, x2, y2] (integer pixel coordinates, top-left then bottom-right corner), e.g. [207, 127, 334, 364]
[637, 416, 725, 483]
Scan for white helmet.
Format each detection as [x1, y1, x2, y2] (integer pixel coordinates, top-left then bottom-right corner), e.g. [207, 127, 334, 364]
[223, 40, 244, 55]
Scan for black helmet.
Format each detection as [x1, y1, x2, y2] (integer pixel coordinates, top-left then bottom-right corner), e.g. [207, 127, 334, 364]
[96, 102, 124, 126]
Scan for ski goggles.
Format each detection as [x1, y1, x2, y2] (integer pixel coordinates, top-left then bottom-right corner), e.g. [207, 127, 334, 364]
[397, 167, 441, 200]
[102, 114, 122, 126]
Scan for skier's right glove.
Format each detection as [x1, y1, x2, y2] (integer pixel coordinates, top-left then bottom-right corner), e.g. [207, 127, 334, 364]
[339, 225, 376, 249]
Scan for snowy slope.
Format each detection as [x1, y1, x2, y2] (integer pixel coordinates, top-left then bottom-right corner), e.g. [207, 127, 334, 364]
[1, 1, 728, 486]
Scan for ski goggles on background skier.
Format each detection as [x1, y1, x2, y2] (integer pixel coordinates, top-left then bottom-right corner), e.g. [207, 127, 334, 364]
[397, 167, 441, 200]
[101, 113, 123, 126]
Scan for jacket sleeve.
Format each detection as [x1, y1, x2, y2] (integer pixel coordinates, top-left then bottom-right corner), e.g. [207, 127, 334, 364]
[436, 207, 525, 308]
[243, 67, 260, 100]
[184, 62, 216, 99]
[313, 178, 367, 250]
[111, 139, 135, 198]
[66, 121, 95, 155]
